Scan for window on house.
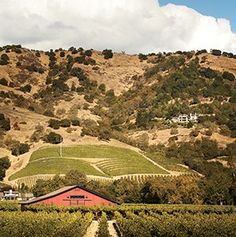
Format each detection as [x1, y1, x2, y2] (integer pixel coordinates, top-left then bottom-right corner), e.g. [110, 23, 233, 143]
[69, 195, 85, 199]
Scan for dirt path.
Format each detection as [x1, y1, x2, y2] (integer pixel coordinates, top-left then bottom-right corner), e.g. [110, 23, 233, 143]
[138, 152, 185, 176]
[84, 220, 99, 237]
[108, 221, 119, 237]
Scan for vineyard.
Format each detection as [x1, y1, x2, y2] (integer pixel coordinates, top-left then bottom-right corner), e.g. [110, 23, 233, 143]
[0, 211, 93, 237]
[9, 145, 173, 181]
[0, 202, 236, 237]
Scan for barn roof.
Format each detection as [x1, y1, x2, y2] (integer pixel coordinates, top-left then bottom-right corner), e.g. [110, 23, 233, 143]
[21, 185, 118, 205]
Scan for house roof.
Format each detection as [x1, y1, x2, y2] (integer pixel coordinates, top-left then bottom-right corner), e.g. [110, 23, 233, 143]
[21, 185, 118, 205]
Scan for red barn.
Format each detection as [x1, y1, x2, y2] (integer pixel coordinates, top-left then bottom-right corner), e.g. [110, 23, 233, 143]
[21, 185, 117, 207]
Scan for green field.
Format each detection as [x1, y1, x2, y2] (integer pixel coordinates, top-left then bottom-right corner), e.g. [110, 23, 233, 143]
[10, 145, 169, 180]
[145, 152, 191, 172]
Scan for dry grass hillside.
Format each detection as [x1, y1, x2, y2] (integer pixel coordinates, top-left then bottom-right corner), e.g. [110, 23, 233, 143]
[0, 46, 236, 182]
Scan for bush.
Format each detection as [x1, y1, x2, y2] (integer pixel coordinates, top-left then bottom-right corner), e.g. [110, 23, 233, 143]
[84, 50, 92, 57]
[98, 128, 111, 141]
[0, 114, 10, 131]
[0, 78, 8, 86]
[138, 53, 148, 61]
[20, 84, 32, 93]
[71, 119, 80, 126]
[70, 67, 88, 81]
[60, 51, 65, 57]
[102, 49, 113, 59]
[35, 51, 41, 57]
[222, 71, 235, 81]
[211, 49, 221, 56]
[12, 48, 22, 54]
[205, 129, 213, 136]
[199, 138, 219, 160]
[222, 52, 234, 58]
[43, 110, 54, 117]
[196, 49, 207, 55]
[0, 157, 10, 180]
[200, 67, 217, 79]
[11, 143, 30, 156]
[52, 79, 69, 92]
[98, 83, 106, 93]
[60, 119, 71, 128]
[71, 49, 78, 54]
[45, 132, 63, 144]
[48, 119, 60, 129]
[0, 54, 10, 65]
[190, 129, 199, 137]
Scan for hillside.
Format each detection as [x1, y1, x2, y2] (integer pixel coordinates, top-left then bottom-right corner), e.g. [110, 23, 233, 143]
[0, 45, 236, 187]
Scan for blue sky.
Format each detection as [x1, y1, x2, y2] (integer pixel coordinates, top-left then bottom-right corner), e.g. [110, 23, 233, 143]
[159, 0, 236, 32]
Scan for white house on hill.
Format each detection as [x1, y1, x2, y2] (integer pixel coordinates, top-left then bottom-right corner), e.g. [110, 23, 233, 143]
[171, 113, 198, 124]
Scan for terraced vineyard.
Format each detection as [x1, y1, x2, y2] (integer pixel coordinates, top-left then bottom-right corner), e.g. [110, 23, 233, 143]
[9, 145, 170, 181]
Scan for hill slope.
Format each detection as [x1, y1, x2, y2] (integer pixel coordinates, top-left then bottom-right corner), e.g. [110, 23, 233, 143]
[0, 45, 236, 185]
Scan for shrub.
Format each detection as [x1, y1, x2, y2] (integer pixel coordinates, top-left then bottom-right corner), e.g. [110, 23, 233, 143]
[60, 51, 65, 57]
[98, 83, 106, 93]
[52, 79, 69, 92]
[71, 119, 80, 126]
[16, 62, 21, 67]
[70, 67, 88, 81]
[211, 49, 221, 56]
[11, 143, 30, 156]
[0, 156, 10, 180]
[12, 48, 22, 54]
[0, 54, 10, 65]
[102, 49, 113, 59]
[20, 84, 32, 93]
[98, 128, 111, 141]
[199, 138, 219, 160]
[35, 51, 41, 57]
[84, 94, 94, 103]
[222, 52, 234, 58]
[222, 71, 235, 81]
[0, 114, 10, 131]
[190, 129, 199, 137]
[205, 129, 213, 136]
[43, 110, 54, 117]
[138, 53, 148, 61]
[0, 78, 8, 86]
[75, 55, 86, 64]
[84, 49, 92, 57]
[60, 119, 71, 128]
[71, 49, 78, 54]
[45, 132, 63, 144]
[196, 49, 207, 55]
[219, 125, 231, 136]
[30, 125, 44, 142]
[200, 67, 217, 79]
[48, 119, 60, 129]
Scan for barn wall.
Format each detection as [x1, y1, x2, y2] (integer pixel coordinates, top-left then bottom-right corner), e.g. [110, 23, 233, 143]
[36, 188, 115, 206]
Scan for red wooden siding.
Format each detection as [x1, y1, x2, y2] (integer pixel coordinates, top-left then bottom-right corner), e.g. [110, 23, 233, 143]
[35, 187, 115, 206]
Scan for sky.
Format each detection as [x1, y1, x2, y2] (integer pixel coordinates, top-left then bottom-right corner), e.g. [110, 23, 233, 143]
[159, 0, 236, 32]
[0, 0, 236, 54]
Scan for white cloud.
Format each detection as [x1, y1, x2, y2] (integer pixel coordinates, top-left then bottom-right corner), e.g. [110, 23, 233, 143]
[0, 0, 235, 53]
